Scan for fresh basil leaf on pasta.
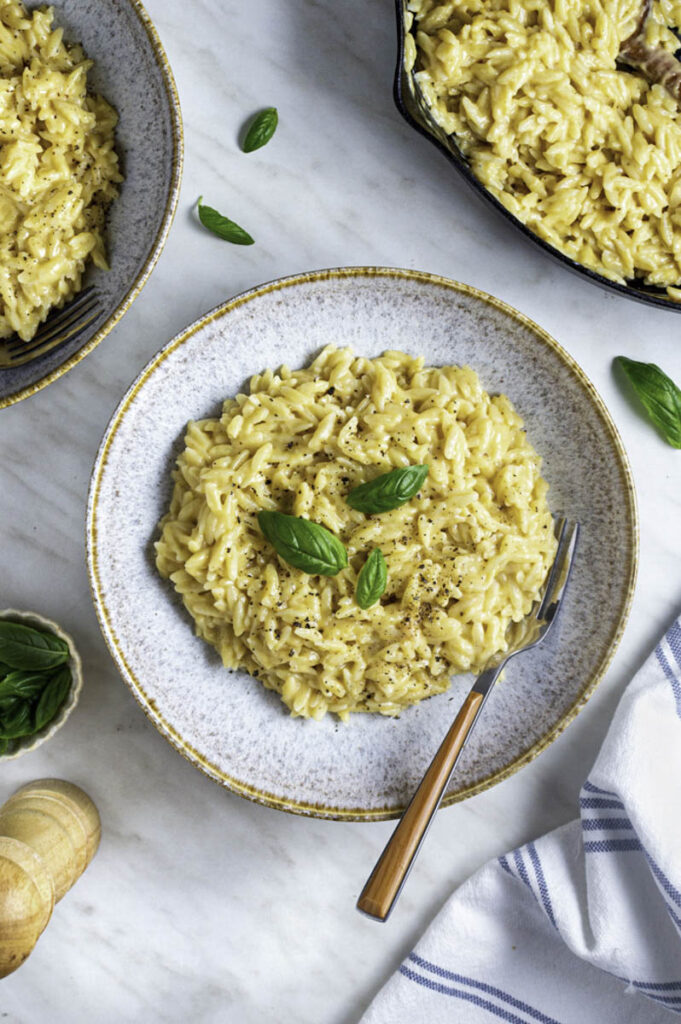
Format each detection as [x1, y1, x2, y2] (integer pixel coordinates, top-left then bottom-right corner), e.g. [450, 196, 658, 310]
[242, 107, 278, 153]
[356, 549, 387, 609]
[0, 620, 69, 671]
[197, 196, 254, 245]
[258, 511, 348, 576]
[346, 465, 429, 514]
[615, 357, 681, 448]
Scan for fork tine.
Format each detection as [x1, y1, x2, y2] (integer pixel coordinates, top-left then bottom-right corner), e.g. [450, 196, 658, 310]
[9, 307, 101, 363]
[537, 519, 579, 623]
[5, 288, 98, 354]
[5, 288, 96, 352]
[10, 296, 100, 355]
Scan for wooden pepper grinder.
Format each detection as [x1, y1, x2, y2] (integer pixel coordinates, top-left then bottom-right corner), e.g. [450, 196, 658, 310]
[0, 778, 101, 977]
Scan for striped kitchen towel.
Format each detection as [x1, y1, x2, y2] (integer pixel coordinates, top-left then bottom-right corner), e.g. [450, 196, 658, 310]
[360, 616, 681, 1023]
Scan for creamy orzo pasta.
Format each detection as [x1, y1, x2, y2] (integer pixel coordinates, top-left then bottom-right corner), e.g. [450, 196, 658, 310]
[0, 1, 121, 341]
[155, 347, 557, 720]
[407, 0, 681, 296]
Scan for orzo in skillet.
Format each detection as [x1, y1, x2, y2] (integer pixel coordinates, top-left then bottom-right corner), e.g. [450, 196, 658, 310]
[408, 0, 681, 296]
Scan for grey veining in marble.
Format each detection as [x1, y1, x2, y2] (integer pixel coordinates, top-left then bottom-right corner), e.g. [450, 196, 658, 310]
[1, 1, 680, 1022]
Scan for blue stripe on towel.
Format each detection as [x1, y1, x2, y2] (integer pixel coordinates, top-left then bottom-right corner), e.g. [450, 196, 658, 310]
[527, 841, 557, 929]
[581, 818, 633, 831]
[581, 811, 681, 931]
[582, 780, 618, 797]
[498, 854, 514, 877]
[579, 796, 625, 810]
[513, 848, 533, 891]
[666, 620, 681, 675]
[646, 994, 681, 1016]
[655, 642, 681, 718]
[644, 847, 681, 910]
[583, 838, 643, 852]
[633, 981, 681, 992]
[408, 954, 561, 1024]
[399, 965, 560, 1024]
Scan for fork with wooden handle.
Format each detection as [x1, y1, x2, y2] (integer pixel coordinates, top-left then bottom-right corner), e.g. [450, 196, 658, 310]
[357, 519, 579, 922]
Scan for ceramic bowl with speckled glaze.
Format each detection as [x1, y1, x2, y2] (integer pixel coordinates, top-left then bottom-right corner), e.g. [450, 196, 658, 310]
[87, 268, 638, 821]
[0, 0, 183, 409]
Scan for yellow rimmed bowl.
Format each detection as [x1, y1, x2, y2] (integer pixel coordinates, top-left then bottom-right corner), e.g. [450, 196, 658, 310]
[0, 0, 183, 408]
[0, 609, 83, 761]
[86, 267, 638, 820]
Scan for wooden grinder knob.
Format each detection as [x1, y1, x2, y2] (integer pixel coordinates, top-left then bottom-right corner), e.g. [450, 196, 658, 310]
[0, 778, 101, 977]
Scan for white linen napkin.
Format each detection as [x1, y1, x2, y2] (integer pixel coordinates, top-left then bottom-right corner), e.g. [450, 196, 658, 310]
[360, 616, 681, 1023]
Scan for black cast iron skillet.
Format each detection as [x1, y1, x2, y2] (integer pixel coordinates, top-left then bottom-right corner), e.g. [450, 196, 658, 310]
[393, 0, 681, 311]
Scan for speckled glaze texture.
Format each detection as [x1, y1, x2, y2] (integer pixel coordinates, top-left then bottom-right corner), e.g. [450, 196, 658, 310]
[86, 268, 638, 820]
[0, 0, 183, 408]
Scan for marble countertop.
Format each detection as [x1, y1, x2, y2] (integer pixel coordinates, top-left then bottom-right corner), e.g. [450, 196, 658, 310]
[2, 1, 681, 1020]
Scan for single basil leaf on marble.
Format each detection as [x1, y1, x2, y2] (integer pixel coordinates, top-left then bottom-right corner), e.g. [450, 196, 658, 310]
[0, 700, 35, 740]
[355, 548, 388, 610]
[615, 357, 681, 448]
[346, 464, 429, 514]
[197, 196, 254, 245]
[33, 667, 72, 732]
[258, 510, 348, 577]
[242, 107, 278, 153]
[0, 620, 69, 671]
[0, 670, 49, 705]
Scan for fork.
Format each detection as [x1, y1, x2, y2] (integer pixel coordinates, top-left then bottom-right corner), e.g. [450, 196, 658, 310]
[357, 517, 580, 921]
[0, 288, 102, 369]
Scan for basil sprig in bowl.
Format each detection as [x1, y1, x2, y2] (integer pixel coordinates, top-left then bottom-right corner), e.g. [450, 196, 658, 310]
[0, 610, 83, 761]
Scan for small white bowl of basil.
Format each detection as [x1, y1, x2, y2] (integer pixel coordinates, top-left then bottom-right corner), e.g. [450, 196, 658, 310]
[0, 610, 83, 761]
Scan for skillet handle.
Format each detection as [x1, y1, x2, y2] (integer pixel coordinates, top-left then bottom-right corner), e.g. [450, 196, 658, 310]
[357, 688, 484, 921]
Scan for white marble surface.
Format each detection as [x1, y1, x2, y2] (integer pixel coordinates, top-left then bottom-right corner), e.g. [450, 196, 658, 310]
[1, 1, 681, 1020]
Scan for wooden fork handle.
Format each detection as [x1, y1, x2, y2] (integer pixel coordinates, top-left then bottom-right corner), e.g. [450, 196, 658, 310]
[357, 689, 484, 921]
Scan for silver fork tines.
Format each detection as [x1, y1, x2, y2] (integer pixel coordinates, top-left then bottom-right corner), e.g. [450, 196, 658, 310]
[0, 288, 102, 369]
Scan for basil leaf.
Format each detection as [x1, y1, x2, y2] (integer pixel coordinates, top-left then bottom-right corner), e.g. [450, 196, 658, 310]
[34, 667, 72, 732]
[242, 107, 278, 153]
[346, 464, 429, 514]
[0, 620, 69, 671]
[0, 670, 50, 705]
[197, 196, 254, 245]
[0, 700, 35, 740]
[615, 357, 681, 448]
[356, 548, 388, 609]
[258, 510, 348, 576]
[0, 737, 9, 756]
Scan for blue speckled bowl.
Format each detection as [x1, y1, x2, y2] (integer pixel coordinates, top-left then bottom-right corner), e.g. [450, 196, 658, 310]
[0, 0, 183, 408]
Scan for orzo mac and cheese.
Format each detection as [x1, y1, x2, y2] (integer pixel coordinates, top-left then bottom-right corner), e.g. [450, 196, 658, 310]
[0, 1, 121, 341]
[155, 347, 557, 720]
[407, 0, 681, 296]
